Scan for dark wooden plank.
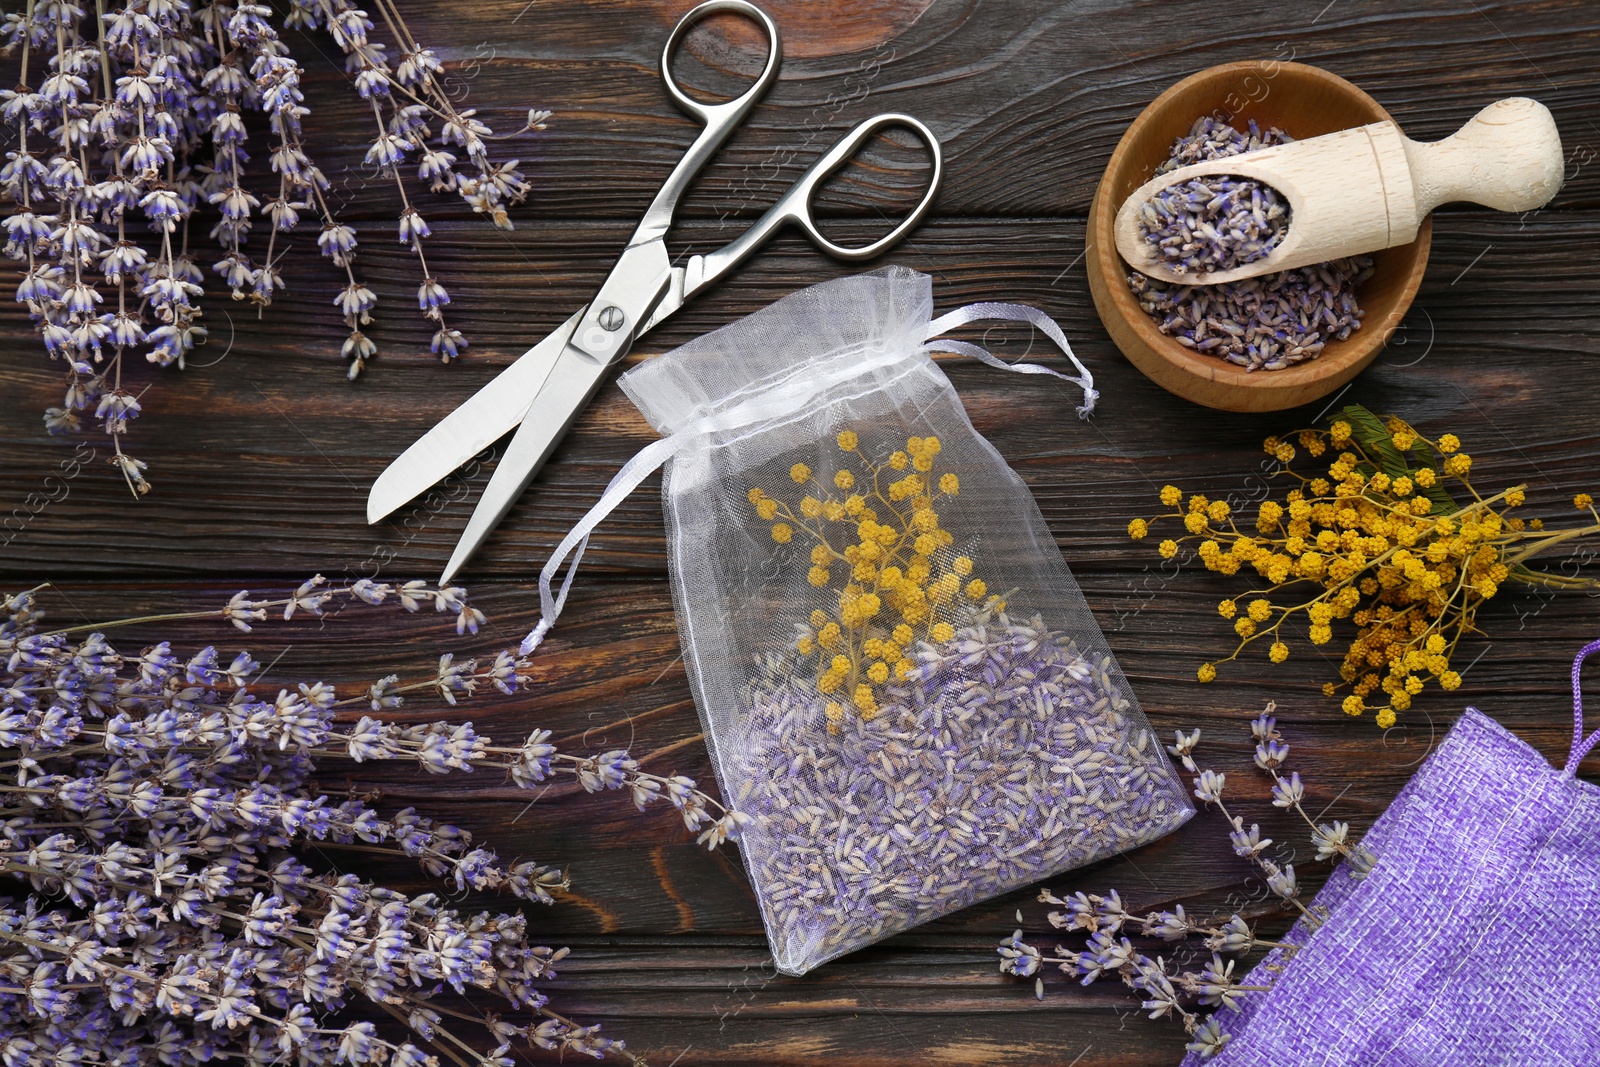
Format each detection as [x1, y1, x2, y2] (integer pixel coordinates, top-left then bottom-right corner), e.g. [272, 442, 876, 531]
[2, 212, 1597, 579]
[12, 566, 1594, 1065]
[7, 0, 1596, 231]
[261, 0, 1600, 221]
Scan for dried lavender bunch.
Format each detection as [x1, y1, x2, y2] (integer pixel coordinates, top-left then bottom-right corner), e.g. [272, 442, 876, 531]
[998, 705, 1372, 1060]
[0, 580, 735, 1065]
[0, 2, 546, 493]
[1127, 117, 1373, 371]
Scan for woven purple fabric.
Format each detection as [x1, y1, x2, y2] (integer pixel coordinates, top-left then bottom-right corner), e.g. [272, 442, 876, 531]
[1184, 639, 1600, 1067]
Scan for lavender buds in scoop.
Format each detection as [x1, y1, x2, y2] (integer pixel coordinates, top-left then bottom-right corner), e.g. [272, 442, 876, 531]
[1128, 118, 1373, 371]
[1138, 173, 1288, 274]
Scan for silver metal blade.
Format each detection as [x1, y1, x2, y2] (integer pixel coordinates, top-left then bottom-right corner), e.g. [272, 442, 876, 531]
[439, 343, 616, 584]
[365, 307, 588, 523]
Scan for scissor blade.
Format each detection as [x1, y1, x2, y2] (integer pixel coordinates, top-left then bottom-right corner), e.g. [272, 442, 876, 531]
[439, 343, 616, 584]
[365, 307, 588, 523]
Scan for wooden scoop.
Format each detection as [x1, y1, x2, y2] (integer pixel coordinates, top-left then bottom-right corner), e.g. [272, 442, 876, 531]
[1114, 97, 1563, 286]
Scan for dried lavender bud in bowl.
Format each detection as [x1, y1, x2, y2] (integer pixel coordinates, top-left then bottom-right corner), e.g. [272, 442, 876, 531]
[1127, 116, 1373, 372]
[1138, 173, 1291, 275]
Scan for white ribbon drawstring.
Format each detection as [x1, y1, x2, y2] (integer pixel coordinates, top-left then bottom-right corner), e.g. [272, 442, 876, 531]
[924, 301, 1098, 418]
[520, 301, 1093, 654]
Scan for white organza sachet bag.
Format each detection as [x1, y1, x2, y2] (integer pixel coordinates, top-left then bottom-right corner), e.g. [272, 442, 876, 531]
[523, 267, 1193, 974]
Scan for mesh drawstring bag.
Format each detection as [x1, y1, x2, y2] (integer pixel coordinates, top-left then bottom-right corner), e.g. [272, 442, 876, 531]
[1186, 637, 1600, 1066]
[522, 266, 1194, 975]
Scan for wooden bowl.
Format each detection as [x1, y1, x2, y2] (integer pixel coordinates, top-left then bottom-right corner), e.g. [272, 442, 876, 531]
[1086, 61, 1431, 412]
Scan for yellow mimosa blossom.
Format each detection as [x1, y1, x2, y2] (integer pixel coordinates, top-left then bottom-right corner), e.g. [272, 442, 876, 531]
[753, 428, 1005, 728]
[1126, 405, 1600, 729]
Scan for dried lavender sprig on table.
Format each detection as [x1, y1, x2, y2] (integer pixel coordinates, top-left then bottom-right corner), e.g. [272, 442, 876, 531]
[999, 706, 1372, 1060]
[287, 0, 548, 371]
[0, 582, 735, 1065]
[1128, 117, 1373, 371]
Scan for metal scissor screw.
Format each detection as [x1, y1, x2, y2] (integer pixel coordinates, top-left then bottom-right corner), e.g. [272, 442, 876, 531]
[597, 306, 626, 331]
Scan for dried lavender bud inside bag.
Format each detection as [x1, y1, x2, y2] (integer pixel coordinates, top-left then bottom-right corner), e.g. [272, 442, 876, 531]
[715, 432, 1193, 973]
[1129, 117, 1374, 371]
[732, 610, 1190, 974]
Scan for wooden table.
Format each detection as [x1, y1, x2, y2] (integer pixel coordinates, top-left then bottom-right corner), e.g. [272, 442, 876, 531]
[4, 1, 1598, 1063]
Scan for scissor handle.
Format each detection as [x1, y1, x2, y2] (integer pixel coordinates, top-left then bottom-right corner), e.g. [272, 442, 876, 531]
[661, 0, 781, 127]
[688, 113, 943, 293]
[788, 113, 943, 261]
[634, 0, 782, 241]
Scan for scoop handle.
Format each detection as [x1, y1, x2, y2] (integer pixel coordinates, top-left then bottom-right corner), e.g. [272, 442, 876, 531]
[1403, 97, 1563, 215]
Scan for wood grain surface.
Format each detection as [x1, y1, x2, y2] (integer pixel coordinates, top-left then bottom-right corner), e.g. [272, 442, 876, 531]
[4, 1, 1600, 1064]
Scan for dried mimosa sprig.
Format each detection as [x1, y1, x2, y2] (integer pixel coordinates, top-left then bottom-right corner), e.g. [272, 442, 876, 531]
[1128, 405, 1600, 728]
[748, 429, 1006, 732]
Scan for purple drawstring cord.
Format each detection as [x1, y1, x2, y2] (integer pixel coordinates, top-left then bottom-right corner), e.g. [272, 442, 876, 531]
[1562, 638, 1600, 778]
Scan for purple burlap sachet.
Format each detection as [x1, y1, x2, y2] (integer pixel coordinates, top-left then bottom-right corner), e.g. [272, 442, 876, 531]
[1185, 638, 1600, 1066]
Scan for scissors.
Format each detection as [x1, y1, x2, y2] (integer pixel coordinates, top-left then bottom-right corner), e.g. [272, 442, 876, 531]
[366, 0, 943, 583]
